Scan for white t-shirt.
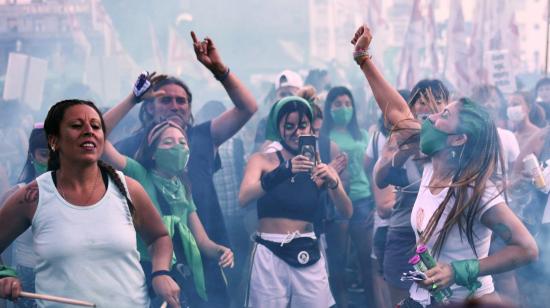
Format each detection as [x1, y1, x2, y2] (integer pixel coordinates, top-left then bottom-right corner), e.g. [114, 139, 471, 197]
[409, 163, 504, 305]
[497, 128, 520, 172]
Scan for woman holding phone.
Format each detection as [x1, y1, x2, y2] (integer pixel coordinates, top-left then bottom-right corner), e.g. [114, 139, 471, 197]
[239, 96, 352, 307]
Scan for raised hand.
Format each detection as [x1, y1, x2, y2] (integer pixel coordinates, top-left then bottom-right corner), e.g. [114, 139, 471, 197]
[132, 71, 167, 102]
[351, 25, 373, 52]
[329, 153, 348, 175]
[190, 31, 227, 76]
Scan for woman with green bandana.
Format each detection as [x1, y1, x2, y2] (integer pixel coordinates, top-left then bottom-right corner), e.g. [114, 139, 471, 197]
[102, 118, 234, 307]
[351, 24, 538, 307]
[240, 96, 352, 308]
[320, 86, 375, 307]
[0, 124, 48, 308]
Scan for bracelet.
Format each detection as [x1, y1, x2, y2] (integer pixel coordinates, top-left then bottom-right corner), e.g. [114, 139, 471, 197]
[214, 67, 230, 82]
[328, 178, 339, 190]
[151, 270, 171, 280]
[353, 49, 372, 63]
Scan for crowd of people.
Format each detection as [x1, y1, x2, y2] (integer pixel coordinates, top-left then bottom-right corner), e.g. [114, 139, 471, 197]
[0, 24, 549, 308]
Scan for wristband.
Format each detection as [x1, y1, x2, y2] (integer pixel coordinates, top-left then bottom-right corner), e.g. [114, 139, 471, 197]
[328, 178, 339, 190]
[0, 265, 17, 278]
[214, 67, 230, 82]
[133, 71, 152, 101]
[261, 160, 293, 191]
[451, 259, 481, 297]
[151, 270, 171, 280]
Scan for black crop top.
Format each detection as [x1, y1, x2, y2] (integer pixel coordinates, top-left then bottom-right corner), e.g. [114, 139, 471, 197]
[257, 152, 324, 223]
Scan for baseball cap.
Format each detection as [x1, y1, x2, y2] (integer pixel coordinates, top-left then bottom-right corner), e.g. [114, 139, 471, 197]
[275, 70, 304, 90]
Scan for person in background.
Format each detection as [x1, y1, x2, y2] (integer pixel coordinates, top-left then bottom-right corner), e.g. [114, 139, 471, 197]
[506, 92, 542, 149]
[110, 31, 258, 307]
[321, 86, 374, 308]
[195, 100, 248, 308]
[0, 124, 49, 308]
[511, 127, 550, 308]
[253, 70, 304, 153]
[374, 81, 448, 306]
[0, 99, 179, 307]
[471, 85, 519, 175]
[533, 77, 550, 127]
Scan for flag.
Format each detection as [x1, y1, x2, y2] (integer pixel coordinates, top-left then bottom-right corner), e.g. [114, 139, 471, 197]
[468, 0, 519, 90]
[396, 0, 423, 89]
[443, 0, 470, 95]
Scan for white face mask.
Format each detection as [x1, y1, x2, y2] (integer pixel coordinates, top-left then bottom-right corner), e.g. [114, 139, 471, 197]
[506, 105, 525, 123]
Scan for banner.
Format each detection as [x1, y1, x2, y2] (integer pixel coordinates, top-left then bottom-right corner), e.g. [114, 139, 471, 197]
[3, 52, 48, 111]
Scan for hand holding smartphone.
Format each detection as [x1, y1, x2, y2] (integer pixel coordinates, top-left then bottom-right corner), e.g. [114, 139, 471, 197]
[298, 135, 318, 171]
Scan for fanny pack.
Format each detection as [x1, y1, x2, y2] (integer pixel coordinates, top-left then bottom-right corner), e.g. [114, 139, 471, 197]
[255, 235, 320, 267]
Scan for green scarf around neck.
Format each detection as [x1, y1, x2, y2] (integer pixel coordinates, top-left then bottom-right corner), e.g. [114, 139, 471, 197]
[150, 173, 207, 300]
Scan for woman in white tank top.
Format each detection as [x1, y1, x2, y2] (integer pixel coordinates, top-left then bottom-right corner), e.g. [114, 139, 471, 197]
[352, 25, 538, 306]
[0, 99, 181, 307]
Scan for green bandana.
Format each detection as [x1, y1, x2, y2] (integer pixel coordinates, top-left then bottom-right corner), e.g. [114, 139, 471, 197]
[0, 265, 17, 278]
[331, 107, 353, 126]
[153, 144, 189, 175]
[265, 96, 313, 142]
[32, 159, 47, 175]
[150, 173, 207, 300]
[451, 259, 481, 297]
[419, 120, 450, 156]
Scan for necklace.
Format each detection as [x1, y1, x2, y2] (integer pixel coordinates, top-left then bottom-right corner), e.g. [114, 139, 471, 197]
[58, 168, 100, 205]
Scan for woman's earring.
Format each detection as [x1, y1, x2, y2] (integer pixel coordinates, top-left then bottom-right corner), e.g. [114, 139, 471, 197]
[451, 150, 456, 159]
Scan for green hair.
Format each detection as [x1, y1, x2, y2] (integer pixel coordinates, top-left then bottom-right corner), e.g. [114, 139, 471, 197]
[421, 97, 505, 257]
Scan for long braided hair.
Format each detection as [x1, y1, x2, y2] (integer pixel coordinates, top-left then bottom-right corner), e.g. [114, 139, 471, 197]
[418, 98, 506, 257]
[44, 99, 136, 220]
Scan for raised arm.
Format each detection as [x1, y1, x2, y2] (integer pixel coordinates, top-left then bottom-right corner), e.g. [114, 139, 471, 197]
[103, 72, 166, 137]
[351, 25, 415, 127]
[126, 177, 180, 307]
[190, 31, 258, 146]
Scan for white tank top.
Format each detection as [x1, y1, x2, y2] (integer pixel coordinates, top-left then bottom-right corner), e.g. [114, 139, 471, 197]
[32, 171, 150, 308]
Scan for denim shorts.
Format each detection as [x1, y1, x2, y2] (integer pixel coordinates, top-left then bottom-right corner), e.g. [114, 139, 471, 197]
[383, 226, 417, 289]
[332, 196, 374, 224]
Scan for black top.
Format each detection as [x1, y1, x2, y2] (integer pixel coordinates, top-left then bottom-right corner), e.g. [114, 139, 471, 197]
[257, 151, 324, 223]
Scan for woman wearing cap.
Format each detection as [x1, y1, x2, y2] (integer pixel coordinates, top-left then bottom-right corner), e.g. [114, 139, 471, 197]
[239, 96, 352, 307]
[352, 25, 537, 306]
[0, 124, 48, 308]
[102, 113, 234, 306]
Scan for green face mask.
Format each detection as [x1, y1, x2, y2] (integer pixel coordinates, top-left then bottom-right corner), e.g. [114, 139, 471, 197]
[32, 159, 47, 175]
[153, 144, 190, 175]
[420, 120, 451, 156]
[331, 107, 353, 126]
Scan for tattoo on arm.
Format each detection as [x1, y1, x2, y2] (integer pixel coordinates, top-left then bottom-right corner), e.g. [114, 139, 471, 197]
[24, 185, 39, 204]
[493, 223, 513, 244]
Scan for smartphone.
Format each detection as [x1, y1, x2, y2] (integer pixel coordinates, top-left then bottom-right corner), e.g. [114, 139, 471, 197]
[298, 135, 318, 166]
